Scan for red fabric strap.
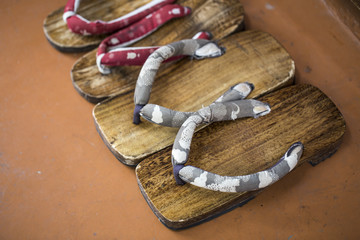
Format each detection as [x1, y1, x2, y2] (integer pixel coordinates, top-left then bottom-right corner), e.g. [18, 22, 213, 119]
[97, 5, 191, 55]
[96, 32, 211, 74]
[63, 0, 176, 35]
[100, 32, 211, 66]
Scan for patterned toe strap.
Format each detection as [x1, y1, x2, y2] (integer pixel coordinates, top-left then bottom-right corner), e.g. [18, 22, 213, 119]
[63, 0, 178, 35]
[171, 99, 271, 174]
[177, 142, 304, 192]
[96, 31, 211, 74]
[214, 82, 254, 103]
[97, 4, 191, 59]
[133, 38, 226, 124]
[140, 82, 255, 127]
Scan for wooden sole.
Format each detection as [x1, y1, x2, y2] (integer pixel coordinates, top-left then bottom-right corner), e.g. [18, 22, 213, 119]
[136, 84, 346, 229]
[43, 0, 155, 52]
[71, 0, 245, 103]
[93, 30, 295, 166]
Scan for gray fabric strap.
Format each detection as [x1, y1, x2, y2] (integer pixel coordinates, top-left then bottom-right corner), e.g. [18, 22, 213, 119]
[134, 39, 225, 105]
[165, 85, 303, 192]
[171, 99, 271, 167]
[178, 142, 303, 192]
[135, 53, 303, 193]
[140, 82, 255, 127]
[169, 83, 272, 186]
[133, 39, 225, 124]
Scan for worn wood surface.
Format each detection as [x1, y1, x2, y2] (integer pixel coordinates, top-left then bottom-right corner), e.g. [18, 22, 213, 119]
[136, 84, 346, 229]
[43, 0, 154, 52]
[324, 0, 360, 40]
[93, 30, 295, 166]
[71, 0, 245, 102]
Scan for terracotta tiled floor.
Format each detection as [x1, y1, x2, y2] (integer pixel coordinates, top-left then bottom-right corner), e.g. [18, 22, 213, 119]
[0, 0, 359, 239]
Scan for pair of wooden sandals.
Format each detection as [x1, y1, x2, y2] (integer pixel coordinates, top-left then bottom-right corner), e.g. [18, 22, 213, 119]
[44, 0, 346, 229]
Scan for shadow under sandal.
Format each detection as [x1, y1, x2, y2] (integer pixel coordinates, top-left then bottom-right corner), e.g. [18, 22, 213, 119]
[71, 0, 245, 103]
[135, 84, 346, 229]
[93, 30, 295, 166]
[44, 0, 191, 52]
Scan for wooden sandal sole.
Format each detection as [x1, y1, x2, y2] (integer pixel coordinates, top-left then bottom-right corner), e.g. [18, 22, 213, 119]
[43, 0, 156, 52]
[136, 84, 346, 229]
[71, 0, 245, 103]
[93, 30, 295, 166]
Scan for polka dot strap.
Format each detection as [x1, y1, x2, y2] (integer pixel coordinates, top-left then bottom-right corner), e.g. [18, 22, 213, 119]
[63, 0, 177, 35]
[96, 4, 192, 74]
[96, 32, 211, 74]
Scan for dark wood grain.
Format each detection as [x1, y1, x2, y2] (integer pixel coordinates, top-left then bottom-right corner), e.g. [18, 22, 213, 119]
[136, 84, 346, 229]
[71, 0, 245, 102]
[43, 0, 153, 52]
[93, 30, 295, 166]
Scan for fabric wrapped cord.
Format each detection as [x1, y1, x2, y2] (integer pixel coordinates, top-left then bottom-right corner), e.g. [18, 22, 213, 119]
[97, 4, 191, 55]
[96, 31, 211, 74]
[133, 38, 226, 124]
[166, 86, 303, 192]
[63, 0, 177, 35]
[177, 142, 303, 192]
[140, 82, 255, 128]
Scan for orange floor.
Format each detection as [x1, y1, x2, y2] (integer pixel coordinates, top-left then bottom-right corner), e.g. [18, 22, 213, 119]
[1, 0, 359, 239]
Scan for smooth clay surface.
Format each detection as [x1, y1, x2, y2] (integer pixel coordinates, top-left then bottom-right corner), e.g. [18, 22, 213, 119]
[0, 0, 359, 239]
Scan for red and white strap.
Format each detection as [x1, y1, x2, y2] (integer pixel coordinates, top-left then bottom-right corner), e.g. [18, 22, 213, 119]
[96, 32, 211, 74]
[96, 5, 191, 54]
[63, 0, 177, 35]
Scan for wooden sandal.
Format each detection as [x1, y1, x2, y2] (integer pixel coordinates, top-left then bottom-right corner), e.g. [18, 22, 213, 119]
[44, 0, 192, 52]
[136, 84, 346, 229]
[70, 0, 245, 103]
[93, 30, 295, 166]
